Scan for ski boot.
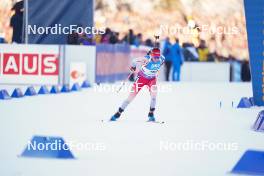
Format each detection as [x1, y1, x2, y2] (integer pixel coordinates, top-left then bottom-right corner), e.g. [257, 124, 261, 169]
[110, 108, 123, 121]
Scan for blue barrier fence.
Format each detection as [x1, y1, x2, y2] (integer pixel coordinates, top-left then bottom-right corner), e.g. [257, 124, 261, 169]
[96, 44, 131, 83]
[244, 0, 264, 106]
[0, 80, 91, 100]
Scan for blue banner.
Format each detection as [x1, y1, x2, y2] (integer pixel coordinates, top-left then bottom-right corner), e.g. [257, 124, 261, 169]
[96, 44, 131, 83]
[244, 0, 264, 106]
[27, 0, 93, 44]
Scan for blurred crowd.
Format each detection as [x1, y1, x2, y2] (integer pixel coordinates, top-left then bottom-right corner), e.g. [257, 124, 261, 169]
[68, 27, 155, 47]
[95, 0, 248, 60]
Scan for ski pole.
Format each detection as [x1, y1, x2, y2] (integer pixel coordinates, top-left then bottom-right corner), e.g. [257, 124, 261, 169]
[117, 72, 133, 93]
[154, 35, 160, 47]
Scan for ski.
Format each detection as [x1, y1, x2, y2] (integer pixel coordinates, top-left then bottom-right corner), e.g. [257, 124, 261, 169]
[147, 120, 165, 124]
[101, 119, 165, 124]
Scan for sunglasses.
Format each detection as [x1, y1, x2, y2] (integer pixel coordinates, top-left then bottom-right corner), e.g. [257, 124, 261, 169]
[152, 56, 160, 59]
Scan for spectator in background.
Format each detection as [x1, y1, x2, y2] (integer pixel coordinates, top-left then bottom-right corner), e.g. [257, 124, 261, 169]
[171, 38, 184, 81]
[0, 33, 6, 43]
[207, 52, 217, 62]
[228, 55, 242, 82]
[10, 1, 24, 43]
[241, 60, 251, 82]
[67, 31, 79, 44]
[133, 33, 142, 47]
[134, 33, 142, 47]
[122, 29, 135, 45]
[94, 33, 102, 44]
[197, 40, 209, 62]
[145, 38, 154, 47]
[101, 27, 111, 43]
[162, 37, 172, 81]
[109, 32, 119, 44]
[79, 34, 95, 45]
[182, 42, 199, 61]
[67, 24, 82, 45]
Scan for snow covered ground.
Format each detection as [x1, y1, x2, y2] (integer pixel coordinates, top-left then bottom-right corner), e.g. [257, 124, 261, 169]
[0, 82, 263, 176]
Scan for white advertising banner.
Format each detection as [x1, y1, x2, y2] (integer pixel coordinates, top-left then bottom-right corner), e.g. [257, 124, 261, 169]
[69, 62, 87, 86]
[181, 62, 230, 82]
[64, 45, 96, 85]
[0, 44, 60, 85]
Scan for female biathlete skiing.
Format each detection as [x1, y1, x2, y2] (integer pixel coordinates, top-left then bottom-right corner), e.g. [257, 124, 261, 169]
[110, 47, 165, 122]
